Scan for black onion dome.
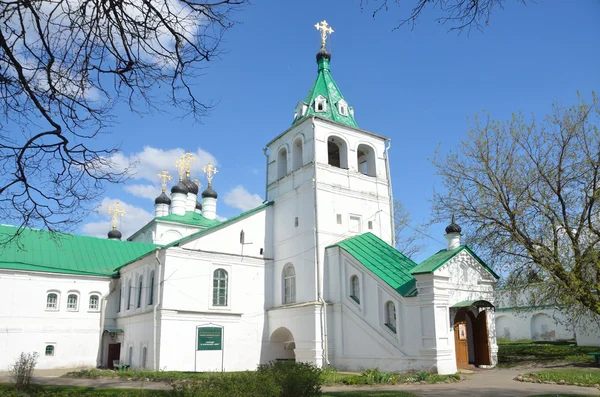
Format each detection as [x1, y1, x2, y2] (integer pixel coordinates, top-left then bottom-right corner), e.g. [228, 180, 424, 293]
[183, 178, 199, 195]
[201, 186, 218, 199]
[445, 215, 462, 234]
[195, 201, 202, 210]
[154, 192, 171, 205]
[171, 181, 189, 195]
[108, 229, 122, 240]
[316, 47, 331, 62]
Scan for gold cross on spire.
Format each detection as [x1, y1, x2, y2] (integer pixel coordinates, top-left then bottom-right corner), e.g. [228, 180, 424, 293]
[108, 201, 126, 231]
[184, 151, 195, 178]
[157, 169, 172, 192]
[202, 162, 218, 186]
[315, 20, 334, 48]
[175, 154, 187, 181]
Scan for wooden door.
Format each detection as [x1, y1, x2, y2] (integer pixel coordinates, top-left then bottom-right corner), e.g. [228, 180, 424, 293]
[475, 313, 492, 365]
[454, 320, 469, 369]
[107, 343, 121, 369]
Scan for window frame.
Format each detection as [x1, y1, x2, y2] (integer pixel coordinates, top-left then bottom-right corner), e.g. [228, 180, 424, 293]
[46, 292, 59, 311]
[384, 300, 397, 334]
[148, 271, 155, 306]
[283, 264, 296, 305]
[314, 95, 327, 112]
[127, 279, 133, 310]
[212, 268, 229, 307]
[349, 275, 360, 304]
[45, 345, 55, 356]
[137, 275, 143, 308]
[66, 292, 79, 312]
[88, 294, 100, 311]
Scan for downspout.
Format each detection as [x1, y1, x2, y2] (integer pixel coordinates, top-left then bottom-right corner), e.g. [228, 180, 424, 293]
[263, 148, 269, 201]
[311, 116, 329, 366]
[153, 248, 163, 371]
[384, 139, 396, 248]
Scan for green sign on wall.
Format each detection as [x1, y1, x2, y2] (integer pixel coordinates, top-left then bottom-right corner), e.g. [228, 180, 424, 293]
[197, 327, 222, 350]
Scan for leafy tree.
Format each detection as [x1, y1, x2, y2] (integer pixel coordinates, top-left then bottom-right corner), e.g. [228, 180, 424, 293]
[0, 0, 246, 236]
[432, 92, 600, 317]
[361, 0, 527, 32]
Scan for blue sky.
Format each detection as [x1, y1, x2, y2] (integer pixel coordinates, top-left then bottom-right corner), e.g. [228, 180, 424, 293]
[83, 0, 600, 262]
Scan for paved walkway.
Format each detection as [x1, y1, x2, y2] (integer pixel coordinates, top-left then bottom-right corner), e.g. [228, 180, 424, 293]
[0, 367, 599, 396]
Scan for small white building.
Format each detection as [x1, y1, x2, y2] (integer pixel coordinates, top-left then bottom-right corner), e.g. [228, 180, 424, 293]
[0, 39, 502, 374]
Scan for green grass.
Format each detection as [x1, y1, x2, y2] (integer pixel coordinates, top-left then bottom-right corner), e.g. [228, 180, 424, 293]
[521, 368, 600, 387]
[497, 339, 597, 368]
[0, 384, 170, 396]
[528, 395, 599, 397]
[63, 369, 236, 382]
[323, 392, 418, 397]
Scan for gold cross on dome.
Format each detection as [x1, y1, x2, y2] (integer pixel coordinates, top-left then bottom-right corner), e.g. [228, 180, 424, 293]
[184, 151, 195, 178]
[108, 201, 126, 230]
[157, 169, 172, 192]
[175, 155, 187, 181]
[202, 162, 218, 186]
[315, 20, 334, 48]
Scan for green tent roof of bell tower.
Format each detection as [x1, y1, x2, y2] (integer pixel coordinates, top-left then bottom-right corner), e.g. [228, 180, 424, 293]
[292, 49, 359, 128]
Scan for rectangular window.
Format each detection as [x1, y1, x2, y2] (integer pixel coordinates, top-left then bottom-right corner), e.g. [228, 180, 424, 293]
[368, 221, 373, 230]
[349, 215, 361, 233]
[45, 345, 55, 356]
[89, 295, 99, 310]
[46, 293, 58, 310]
[336, 214, 342, 224]
[294, 217, 299, 227]
[67, 294, 78, 311]
[212, 269, 228, 306]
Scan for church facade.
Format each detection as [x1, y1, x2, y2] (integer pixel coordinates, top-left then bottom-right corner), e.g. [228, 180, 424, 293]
[0, 26, 500, 375]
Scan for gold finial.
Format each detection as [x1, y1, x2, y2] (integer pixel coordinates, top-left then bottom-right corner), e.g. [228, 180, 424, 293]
[202, 162, 218, 186]
[108, 201, 126, 231]
[193, 176, 203, 191]
[314, 20, 334, 48]
[157, 169, 172, 192]
[175, 154, 187, 181]
[184, 151, 195, 178]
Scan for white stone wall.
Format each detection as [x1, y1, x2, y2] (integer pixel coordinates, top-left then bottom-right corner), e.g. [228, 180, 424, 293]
[0, 270, 110, 370]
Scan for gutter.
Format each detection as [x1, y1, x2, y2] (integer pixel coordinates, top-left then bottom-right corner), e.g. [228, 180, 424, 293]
[384, 139, 395, 247]
[311, 117, 329, 366]
[153, 248, 163, 371]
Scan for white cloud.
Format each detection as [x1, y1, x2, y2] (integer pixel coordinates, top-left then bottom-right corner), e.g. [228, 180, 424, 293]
[81, 197, 154, 239]
[109, 146, 218, 186]
[124, 184, 161, 200]
[223, 185, 263, 212]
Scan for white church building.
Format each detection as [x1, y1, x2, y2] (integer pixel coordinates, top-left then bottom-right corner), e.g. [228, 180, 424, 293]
[0, 26, 501, 375]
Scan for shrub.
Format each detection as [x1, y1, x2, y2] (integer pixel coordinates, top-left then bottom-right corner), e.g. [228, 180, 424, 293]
[359, 368, 396, 385]
[172, 371, 281, 397]
[9, 352, 39, 391]
[258, 361, 322, 397]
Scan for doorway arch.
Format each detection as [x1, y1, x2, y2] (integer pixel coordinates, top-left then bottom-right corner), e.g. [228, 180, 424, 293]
[452, 301, 493, 369]
[269, 327, 296, 361]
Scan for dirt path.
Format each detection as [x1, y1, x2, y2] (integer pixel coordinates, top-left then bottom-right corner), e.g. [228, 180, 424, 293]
[0, 367, 598, 396]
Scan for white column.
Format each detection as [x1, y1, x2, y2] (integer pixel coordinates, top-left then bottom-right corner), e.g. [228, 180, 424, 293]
[185, 193, 197, 213]
[202, 197, 217, 220]
[171, 193, 187, 216]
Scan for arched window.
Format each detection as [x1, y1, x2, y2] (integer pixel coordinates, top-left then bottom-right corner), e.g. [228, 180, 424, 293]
[89, 294, 100, 311]
[67, 293, 79, 311]
[314, 95, 327, 112]
[277, 147, 288, 179]
[385, 301, 396, 333]
[350, 275, 360, 304]
[337, 99, 348, 116]
[213, 269, 228, 306]
[357, 144, 377, 177]
[461, 265, 468, 283]
[46, 292, 58, 310]
[127, 280, 133, 310]
[327, 136, 348, 169]
[117, 287, 123, 312]
[137, 276, 143, 308]
[148, 271, 155, 306]
[292, 137, 303, 171]
[141, 346, 148, 368]
[128, 345, 133, 365]
[283, 264, 296, 304]
[45, 345, 55, 356]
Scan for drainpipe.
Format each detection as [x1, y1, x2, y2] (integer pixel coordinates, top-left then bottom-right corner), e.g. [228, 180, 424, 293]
[384, 139, 395, 248]
[311, 117, 329, 366]
[263, 148, 269, 201]
[153, 248, 163, 371]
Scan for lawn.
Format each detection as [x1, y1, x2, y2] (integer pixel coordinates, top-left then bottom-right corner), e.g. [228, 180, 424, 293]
[497, 339, 597, 368]
[520, 368, 600, 387]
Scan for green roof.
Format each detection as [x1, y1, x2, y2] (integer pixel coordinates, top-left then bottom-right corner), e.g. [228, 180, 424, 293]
[164, 202, 274, 248]
[292, 51, 358, 128]
[411, 245, 500, 279]
[327, 232, 418, 297]
[0, 225, 157, 277]
[156, 211, 221, 228]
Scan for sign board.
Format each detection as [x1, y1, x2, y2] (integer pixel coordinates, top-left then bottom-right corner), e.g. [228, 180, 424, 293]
[197, 327, 222, 350]
[458, 323, 467, 340]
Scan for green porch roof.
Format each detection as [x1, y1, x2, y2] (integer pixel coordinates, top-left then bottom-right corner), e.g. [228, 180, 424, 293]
[156, 211, 221, 228]
[327, 232, 418, 297]
[164, 201, 274, 248]
[292, 50, 358, 128]
[411, 245, 500, 279]
[0, 225, 157, 277]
